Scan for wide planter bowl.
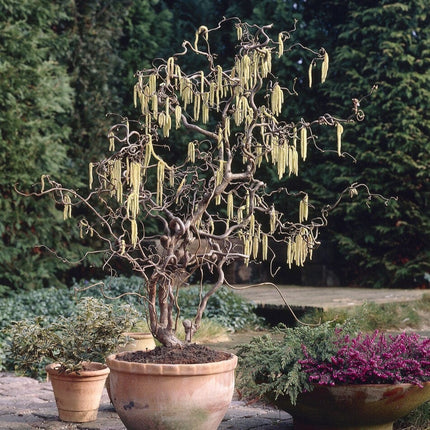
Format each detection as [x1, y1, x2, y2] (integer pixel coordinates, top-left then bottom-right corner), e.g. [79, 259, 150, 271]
[45, 362, 110, 422]
[106, 350, 238, 430]
[272, 382, 430, 430]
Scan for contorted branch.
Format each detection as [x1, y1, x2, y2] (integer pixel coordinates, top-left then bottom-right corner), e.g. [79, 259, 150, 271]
[17, 18, 394, 347]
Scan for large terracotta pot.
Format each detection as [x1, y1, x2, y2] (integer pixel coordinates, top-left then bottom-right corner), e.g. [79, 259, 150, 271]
[106, 332, 156, 402]
[272, 382, 430, 430]
[106, 350, 238, 430]
[45, 362, 110, 422]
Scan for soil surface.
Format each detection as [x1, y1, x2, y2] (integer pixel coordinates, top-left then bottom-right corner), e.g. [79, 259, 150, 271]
[119, 343, 232, 364]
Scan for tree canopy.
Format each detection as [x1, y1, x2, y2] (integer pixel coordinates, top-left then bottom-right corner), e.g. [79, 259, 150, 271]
[1, 0, 428, 294]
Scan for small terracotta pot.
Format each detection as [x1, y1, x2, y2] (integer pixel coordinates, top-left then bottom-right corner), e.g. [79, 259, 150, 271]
[272, 382, 430, 430]
[106, 350, 238, 430]
[45, 362, 110, 422]
[119, 332, 156, 352]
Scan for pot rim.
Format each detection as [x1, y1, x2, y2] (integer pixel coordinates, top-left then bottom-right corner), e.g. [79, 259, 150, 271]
[45, 361, 110, 377]
[106, 351, 238, 376]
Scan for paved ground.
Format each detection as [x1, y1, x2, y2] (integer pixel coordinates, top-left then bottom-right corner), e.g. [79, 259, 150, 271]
[1, 286, 429, 429]
[232, 284, 428, 310]
[0, 372, 292, 430]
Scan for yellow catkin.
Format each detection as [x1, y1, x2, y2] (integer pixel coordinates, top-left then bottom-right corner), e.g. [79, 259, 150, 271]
[188, 141, 196, 163]
[126, 158, 130, 185]
[271, 83, 284, 116]
[112, 159, 123, 203]
[149, 74, 157, 94]
[252, 234, 259, 259]
[216, 160, 224, 187]
[40, 175, 46, 192]
[209, 218, 215, 235]
[167, 57, 175, 79]
[249, 214, 255, 236]
[224, 117, 231, 141]
[300, 126, 307, 161]
[151, 94, 158, 119]
[120, 239, 126, 255]
[217, 65, 223, 89]
[174, 64, 181, 88]
[278, 33, 284, 58]
[299, 194, 309, 223]
[175, 105, 182, 129]
[287, 237, 293, 268]
[243, 235, 251, 266]
[163, 112, 172, 138]
[157, 161, 165, 206]
[270, 207, 276, 234]
[143, 136, 152, 169]
[237, 206, 244, 223]
[308, 62, 313, 88]
[336, 122, 344, 156]
[236, 24, 242, 41]
[63, 195, 72, 220]
[321, 51, 329, 84]
[131, 219, 138, 247]
[202, 93, 209, 124]
[126, 192, 138, 219]
[176, 177, 186, 203]
[88, 163, 93, 190]
[133, 84, 138, 108]
[194, 93, 201, 121]
[108, 131, 115, 151]
[217, 128, 223, 148]
[209, 81, 215, 106]
[200, 70, 205, 93]
[227, 193, 234, 220]
[262, 233, 268, 261]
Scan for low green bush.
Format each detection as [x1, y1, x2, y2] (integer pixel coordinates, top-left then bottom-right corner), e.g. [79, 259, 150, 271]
[5, 297, 139, 378]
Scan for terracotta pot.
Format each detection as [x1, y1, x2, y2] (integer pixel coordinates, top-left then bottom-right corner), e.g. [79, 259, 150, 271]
[45, 362, 110, 422]
[272, 382, 430, 430]
[119, 332, 156, 352]
[106, 350, 238, 430]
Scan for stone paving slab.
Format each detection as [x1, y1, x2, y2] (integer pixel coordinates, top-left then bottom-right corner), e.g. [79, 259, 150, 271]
[0, 372, 293, 430]
[233, 285, 428, 310]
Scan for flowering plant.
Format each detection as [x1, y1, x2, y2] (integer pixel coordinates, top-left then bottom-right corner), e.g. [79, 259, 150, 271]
[300, 331, 430, 387]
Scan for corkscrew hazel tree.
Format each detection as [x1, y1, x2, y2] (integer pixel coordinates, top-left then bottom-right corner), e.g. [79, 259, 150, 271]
[18, 18, 393, 348]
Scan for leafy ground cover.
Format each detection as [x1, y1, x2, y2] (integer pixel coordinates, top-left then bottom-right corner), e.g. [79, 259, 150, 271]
[0, 276, 263, 371]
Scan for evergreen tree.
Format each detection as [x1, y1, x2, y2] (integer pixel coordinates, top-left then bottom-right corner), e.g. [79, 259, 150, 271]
[0, 0, 76, 293]
[299, 0, 430, 287]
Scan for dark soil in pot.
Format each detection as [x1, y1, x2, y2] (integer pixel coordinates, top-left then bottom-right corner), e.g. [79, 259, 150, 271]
[117, 343, 232, 364]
